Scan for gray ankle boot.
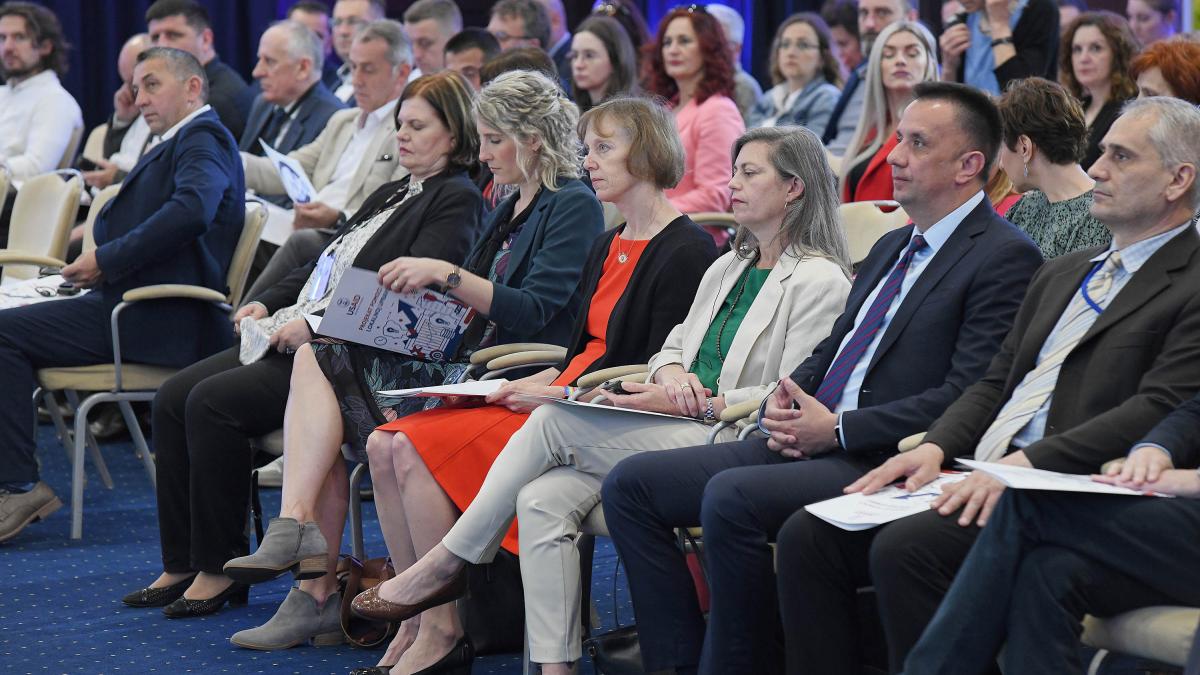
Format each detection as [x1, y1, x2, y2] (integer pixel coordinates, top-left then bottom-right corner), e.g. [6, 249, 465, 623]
[229, 587, 343, 650]
[223, 517, 328, 584]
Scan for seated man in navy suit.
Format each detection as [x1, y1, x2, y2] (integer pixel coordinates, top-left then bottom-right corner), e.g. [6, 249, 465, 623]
[0, 46, 244, 543]
[600, 82, 1044, 674]
[240, 20, 344, 161]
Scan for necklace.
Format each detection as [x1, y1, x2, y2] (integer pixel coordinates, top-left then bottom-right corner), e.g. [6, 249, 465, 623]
[617, 237, 631, 264]
[715, 265, 755, 360]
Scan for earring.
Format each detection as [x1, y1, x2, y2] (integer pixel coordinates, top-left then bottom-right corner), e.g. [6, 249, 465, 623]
[1022, 161, 1029, 178]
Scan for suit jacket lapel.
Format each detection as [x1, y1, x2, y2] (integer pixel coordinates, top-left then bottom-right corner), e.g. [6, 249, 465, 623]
[241, 105, 269, 152]
[684, 255, 754, 362]
[502, 189, 551, 283]
[121, 134, 173, 188]
[348, 112, 396, 197]
[722, 254, 794, 365]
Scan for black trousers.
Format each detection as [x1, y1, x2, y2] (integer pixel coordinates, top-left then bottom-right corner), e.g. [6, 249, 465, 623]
[152, 346, 293, 573]
[775, 503, 983, 674]
[600, 438, 881, 675]
[903, 490, 1200, 675]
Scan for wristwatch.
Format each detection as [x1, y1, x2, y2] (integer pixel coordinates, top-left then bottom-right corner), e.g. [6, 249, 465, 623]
[703, 397, 716, 423]
[833, 419, 845, 450]
[443, 264, 462, 292]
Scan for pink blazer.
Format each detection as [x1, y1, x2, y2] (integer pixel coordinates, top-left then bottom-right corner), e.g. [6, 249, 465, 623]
[665, 95, 745, 213]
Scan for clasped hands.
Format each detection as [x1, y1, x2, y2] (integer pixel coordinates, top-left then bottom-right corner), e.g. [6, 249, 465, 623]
[604, 367, 711, 417]
[759, 377, 838, 459]
[1094, 445, 1199, 497]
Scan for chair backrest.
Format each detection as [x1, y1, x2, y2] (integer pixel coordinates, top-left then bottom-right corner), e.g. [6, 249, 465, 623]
[58, 123, 85, 170]
[226, 204, 266, 307]
[81, 124, 109, 164]
[82, 184, 123, 253]
[689, 211, 739, 249]
[0, 168, 9, 201]
[3, 173, 82, 282]
[838, 200, 910, 265]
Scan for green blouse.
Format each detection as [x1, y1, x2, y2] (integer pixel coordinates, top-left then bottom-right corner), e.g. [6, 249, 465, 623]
[690, 266, 772, 392]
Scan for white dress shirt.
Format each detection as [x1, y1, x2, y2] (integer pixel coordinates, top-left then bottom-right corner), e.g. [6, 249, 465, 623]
[0, 70, 83, 180]
[317, 98, 397, 216]
[108, 115, 153, 172]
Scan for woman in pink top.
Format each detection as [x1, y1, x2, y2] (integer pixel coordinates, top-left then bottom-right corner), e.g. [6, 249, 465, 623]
[642, 6, 745, 214]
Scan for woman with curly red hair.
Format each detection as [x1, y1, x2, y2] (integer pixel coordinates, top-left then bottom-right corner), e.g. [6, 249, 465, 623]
[642, 5, 745, 214]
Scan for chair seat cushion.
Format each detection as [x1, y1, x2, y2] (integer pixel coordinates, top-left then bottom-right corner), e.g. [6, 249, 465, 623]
[1082, 606, 1200, 666]
[581, 504, 608, 537]
[38, 364, 177, 392]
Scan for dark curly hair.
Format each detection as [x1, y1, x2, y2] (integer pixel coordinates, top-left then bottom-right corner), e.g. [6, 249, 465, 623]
[640, 7, 734, 105]
[999, 77, 1089, 165]
[0, 2, 69, 77]
[1059, 11, 1140, 103]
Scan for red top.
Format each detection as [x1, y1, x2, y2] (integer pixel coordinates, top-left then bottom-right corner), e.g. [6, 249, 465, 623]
[843, 133, 899, 203]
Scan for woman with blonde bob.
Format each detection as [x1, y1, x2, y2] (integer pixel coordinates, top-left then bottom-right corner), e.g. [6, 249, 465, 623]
[368, 118, 853, 674]
[839, 21, 940, 202]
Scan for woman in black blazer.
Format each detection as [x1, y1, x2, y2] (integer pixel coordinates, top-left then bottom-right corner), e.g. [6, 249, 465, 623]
[123, 72, 485, 621]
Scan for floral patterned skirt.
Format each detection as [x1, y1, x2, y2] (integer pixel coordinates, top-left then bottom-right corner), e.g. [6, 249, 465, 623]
[310, 338, 469, 463]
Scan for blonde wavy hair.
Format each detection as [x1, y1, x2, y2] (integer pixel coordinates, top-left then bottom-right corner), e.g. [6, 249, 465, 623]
[474, 70, 582, 190]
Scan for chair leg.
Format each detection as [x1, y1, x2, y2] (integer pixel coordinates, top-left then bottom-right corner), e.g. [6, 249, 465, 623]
[117, 399, 155, 487]
[64, 389, 113, 489]
[349, 462, 366, 561]
[70, 394, 104, 539]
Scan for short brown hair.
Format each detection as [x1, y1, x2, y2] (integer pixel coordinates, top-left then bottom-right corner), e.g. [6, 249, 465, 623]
[998, 77, 1088, 165]
[1060, 11, 1140, 103]
[768, 13, 842, 88]
[578, 96, 684, 190]
[398, 70, 479, 171]
[479, 46, 558, 85]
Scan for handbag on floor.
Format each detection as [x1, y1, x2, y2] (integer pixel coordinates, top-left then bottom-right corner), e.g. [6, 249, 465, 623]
[338, 555, 399, 648]
[583, 557, 646, 675]
[462, 549, 526, 654]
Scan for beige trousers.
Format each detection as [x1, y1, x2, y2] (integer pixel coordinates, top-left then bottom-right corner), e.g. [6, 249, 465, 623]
[441, 402, 738, 664]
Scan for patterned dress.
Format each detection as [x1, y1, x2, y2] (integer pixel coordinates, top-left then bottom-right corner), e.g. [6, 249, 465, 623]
[1007, 189, 1111, 259]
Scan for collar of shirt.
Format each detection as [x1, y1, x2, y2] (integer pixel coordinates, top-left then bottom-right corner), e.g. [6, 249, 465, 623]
[3, 68, 58, 93]
[358, 97, 398, 130]
[911, 190, 985, 256]
[337, 62, 351, 83]
[279, 81, 319, 117]
[1090, 218, 1193, 273]
[160, 104, 213, 141]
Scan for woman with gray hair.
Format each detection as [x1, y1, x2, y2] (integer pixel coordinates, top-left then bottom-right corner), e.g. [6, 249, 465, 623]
[356, 117, 851, 675]
[838, 20, 939, 201]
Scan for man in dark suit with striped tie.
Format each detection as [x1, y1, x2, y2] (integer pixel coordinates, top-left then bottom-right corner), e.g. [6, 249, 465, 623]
[600, 82, 1044, 675]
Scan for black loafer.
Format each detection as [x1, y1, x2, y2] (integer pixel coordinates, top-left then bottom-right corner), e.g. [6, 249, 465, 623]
[121, 574, 197, 608]
[349, 667, 390, 675]
[162, 582, 249, 618]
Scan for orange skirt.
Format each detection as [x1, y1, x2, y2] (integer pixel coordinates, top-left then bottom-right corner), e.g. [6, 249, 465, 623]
[376, 404, 528, 554]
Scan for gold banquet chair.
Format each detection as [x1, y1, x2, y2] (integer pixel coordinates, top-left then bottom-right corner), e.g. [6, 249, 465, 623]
[58, 124, 85, 170]
[0, 172, 83, 283]
[839, 200, 910, 268]
[80, 124, 109, 165]
[38, 203, 266, 539]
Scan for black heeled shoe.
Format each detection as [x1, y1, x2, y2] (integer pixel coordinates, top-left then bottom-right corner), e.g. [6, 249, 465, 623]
[162, 581, 250, 618]
[121, 574, 197, 608]
[411, 636, 474, 675]
[349, 666, 391, 675]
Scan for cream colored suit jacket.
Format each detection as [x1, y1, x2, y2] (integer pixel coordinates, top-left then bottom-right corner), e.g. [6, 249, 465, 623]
[242, 104, 407, 215]
[648, 249, 851, 407]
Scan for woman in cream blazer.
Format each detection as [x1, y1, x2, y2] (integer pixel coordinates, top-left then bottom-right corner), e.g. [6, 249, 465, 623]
[363, 126, 851, 673]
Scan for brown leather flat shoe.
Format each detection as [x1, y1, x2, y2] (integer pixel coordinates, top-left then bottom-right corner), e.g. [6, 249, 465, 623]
[350, 569, 468, 623]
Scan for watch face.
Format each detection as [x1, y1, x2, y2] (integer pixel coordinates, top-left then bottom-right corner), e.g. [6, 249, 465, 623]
[446, 272, 462, 289]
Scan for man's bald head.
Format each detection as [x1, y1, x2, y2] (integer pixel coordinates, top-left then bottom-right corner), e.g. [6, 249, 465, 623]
[118, 33, 153, 84]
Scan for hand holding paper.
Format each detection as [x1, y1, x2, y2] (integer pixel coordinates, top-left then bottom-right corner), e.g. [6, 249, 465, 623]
[261, 140, 316, 204]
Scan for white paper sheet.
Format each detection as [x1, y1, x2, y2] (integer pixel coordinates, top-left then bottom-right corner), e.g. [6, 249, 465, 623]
[377, 379, 508, 398]
[258, 198, 296, 246]
[0, 274, 87, 310]
[304, 313, 322, 332]
[261, 140, 316, 204]
[804, 473, 969, 531]
[956, 459, 1169, 497]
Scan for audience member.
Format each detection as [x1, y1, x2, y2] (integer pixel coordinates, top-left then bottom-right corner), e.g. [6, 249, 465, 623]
[403, 0, 462, 78]
[1131, 36, 1200, 102]
[1126, 0, 1178, 46]
[905, 388, 1200, 674]
[938, 0, 1059, 94]
[985, 166, 1022, 214]
[590, 0, 651, 65]
[792, 94, 1200, 673]
[241, 20, 411, 299]
[823, 0, 864, 73]
[999, 77, 1110, 257]
[127, 69, 485, 621]
[241, 20, 343, 159]
[602, 81, 1043, 675]
[1058, 0, 1088, 36]
[570, 15, 638, 112]
[230, 71, 605, 671]
[0, 2, 83, 184]
[643, 6, 745, 213]
[707, 3, 764, 122]
[86, 33, 154, 190]
[330, 0, 386, 102]
[1061, 11, 1140, 168]
[534, 0, 573, 88]
[443, 28, 500, 92]
[0, 47, 244, 543]
[822, 0, 914, 157]
[335, 88, 717, 674]
[488, 0, 552, 53]
[146, 0, 250, 140]
[747, 13, 842, 133]
[370, 121, 853, 675]
[286, 0, 338, 92]
[839, 21, 939, 201]
[479, 46, 559, 85]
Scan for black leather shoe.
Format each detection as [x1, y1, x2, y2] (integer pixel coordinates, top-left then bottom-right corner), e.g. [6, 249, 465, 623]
[411, 636, 474, 675]
[121, 574, 196, 608]
[162, 582, 249, 618]
[349, 667, 391, 675]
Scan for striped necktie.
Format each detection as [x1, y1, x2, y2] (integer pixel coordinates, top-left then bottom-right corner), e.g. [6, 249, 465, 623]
[974, 251, 1123, 461]
[815, 234, 928, 411]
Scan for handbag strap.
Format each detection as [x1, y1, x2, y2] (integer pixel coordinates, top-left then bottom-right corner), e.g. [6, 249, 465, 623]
[250, 470, 265, 544]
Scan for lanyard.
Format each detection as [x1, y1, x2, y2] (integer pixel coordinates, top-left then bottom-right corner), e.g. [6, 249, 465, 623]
[1079, 260, 1107, 315]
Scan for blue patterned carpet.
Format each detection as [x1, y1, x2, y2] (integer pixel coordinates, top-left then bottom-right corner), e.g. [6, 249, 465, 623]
[0, 425, 632, 675]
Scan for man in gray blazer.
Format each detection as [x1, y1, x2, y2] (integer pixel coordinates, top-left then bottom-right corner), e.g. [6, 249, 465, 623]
[242, 19, 412, 299]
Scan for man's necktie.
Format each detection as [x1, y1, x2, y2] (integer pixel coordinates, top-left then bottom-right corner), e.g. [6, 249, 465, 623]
[261, 107, 289, 149]
[973, 251, 1123, 461]
[814, 234, 928, 411]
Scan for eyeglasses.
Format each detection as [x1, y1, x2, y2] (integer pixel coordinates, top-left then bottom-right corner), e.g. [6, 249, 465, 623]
[331, 16, 366, 28]
[779, 40, 820, 51]
[491, 31, 530, 44]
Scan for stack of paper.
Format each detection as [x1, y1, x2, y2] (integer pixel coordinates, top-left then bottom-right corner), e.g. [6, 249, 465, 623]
[804, 473, 968, 531]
